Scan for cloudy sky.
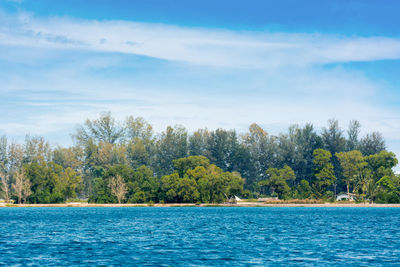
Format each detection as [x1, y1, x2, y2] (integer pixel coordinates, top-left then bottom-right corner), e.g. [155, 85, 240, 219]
[0, 0, 399, 166]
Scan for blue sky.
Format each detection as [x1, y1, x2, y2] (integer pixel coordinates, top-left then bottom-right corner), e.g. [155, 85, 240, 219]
[1, 0, 400, 168]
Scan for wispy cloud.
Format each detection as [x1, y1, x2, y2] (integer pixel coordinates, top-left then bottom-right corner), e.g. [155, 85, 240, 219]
[0, 9, 399, 166]
[2, 11, 400, 68]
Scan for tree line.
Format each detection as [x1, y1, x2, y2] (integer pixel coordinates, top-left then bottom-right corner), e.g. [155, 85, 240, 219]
[0, 112, 398, 204]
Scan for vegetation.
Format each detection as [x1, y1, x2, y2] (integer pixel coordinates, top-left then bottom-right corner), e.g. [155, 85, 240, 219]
[0, 113, 399, 204]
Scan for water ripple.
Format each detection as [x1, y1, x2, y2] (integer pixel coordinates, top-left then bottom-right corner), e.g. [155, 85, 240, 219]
[1, 207, 400, 266]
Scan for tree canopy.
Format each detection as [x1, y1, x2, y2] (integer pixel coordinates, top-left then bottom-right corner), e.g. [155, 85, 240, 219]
[0, 114, 398, 204]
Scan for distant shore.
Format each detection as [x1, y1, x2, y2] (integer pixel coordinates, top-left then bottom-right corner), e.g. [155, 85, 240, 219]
[1, 202, 400, 208]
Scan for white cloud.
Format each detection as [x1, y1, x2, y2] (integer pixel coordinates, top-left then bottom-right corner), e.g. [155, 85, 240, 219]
[1, 12, 400, 68]
[0, 10, 400, 170]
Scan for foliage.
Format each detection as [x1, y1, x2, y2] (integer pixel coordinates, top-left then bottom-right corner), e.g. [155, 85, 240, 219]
[259, 166, 295, 199]
[312, 149, 335, 199]
[336, 150, 366, 197]
[161, 157, 244, 203]
[0, 114, 398, 203]
[375, 175, 400, 203]
[297, 179, 312, 199]
[24, 162, 81, 203]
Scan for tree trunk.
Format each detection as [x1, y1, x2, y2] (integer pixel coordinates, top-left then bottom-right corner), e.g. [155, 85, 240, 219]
[334, 183, 337, 199]
[347, 182, 350, 200]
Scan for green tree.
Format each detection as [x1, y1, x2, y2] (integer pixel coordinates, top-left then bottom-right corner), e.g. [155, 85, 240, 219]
[90, 177, 113, 203]
[375, 175, 400, 203]
[205, 165, 229, 203]
[242, 123, 278, 184]
[173, 155, 210, 177]
[336, 150, 365, 199]
[92, 164, 133, 203]
[24, 162, 66, 203]
[127, 165, 159, 203]
[312, 149, 335, 199]
[321, 120, 346, 192]
[365, 151, 398, 182]
[259, 166, 295, 199]
[322, 119, 346, 156]
[73, 112, 125, 145]
[155, 126, 188, 176]
[125, 116, 155, 169]
[161, 173, 180, 203]
[354, 167, 372, 202]
[160, 156, 244, 203]
[207, 129, 249, 175]
[346, 120, 361, 151]
[60, 167, 82, 199]
[126, 140, 151, 169]
[189, 128, 210, 157]
[359, 132, 385, 156]
[260, 173, 289, 199]
[297, 179, 312, 199]
[52, 146, 83, 171]
[23, 135, 51, 164]
[125, 116, 153, 142]
[225, 171, 244, 198]
[0, 136, 7, 173]
[289, 124, 323, 185]
[178, 177, 199, 203]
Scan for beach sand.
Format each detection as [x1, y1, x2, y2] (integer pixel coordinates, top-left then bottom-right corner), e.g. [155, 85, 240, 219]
[1, 202, 400, 207]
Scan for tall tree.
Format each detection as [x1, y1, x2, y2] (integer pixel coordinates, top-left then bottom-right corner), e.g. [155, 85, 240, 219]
[24, 136, 51, 164]
[312, 149, 336, 198]
[125, 116, 153, 142]
[0, 136, 7, 173]
[242, 123, 279, 185]
[189, 128, 210, 157]
[322, 119, 346, 155]
[7, 143, 24, 174]
[359, 132, 385, 156]
[155, 125, 188, 176]
[336, 150, 365, 199]
[52, 146, 83, 171]
[355, 167, 372, 201]
[12, 169, 31, 204]
[25, 162, 67, 203]
[126, 140, 151, 169]
[206, 128, 249, 176]
[128, 165, 159, 203]
[365, 151, 398, 183]
[173, 156, 210, 178]
[73, 112, 125, 145]
[0, 171, 10, 203]
[59, 168, 82, 200]
[346, 120, 361, 151]
[321, 119, 346, 192]
[286, 124, 323, 184]
[259, 165, 296, 199]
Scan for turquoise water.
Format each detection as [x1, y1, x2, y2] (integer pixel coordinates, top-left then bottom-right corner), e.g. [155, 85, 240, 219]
[0, 207, 399, 266]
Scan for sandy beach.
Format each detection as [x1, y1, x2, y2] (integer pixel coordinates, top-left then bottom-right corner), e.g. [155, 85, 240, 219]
[1, 202, 400, 208]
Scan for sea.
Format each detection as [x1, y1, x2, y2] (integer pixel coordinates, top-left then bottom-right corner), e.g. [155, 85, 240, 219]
[0, 207, 399, 266]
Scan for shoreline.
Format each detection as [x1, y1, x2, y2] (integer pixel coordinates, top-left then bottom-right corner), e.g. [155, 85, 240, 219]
[1, 202, 400, 208]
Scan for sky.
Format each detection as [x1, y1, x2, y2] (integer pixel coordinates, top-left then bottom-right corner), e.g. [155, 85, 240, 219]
[0, 0, 400, 169]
